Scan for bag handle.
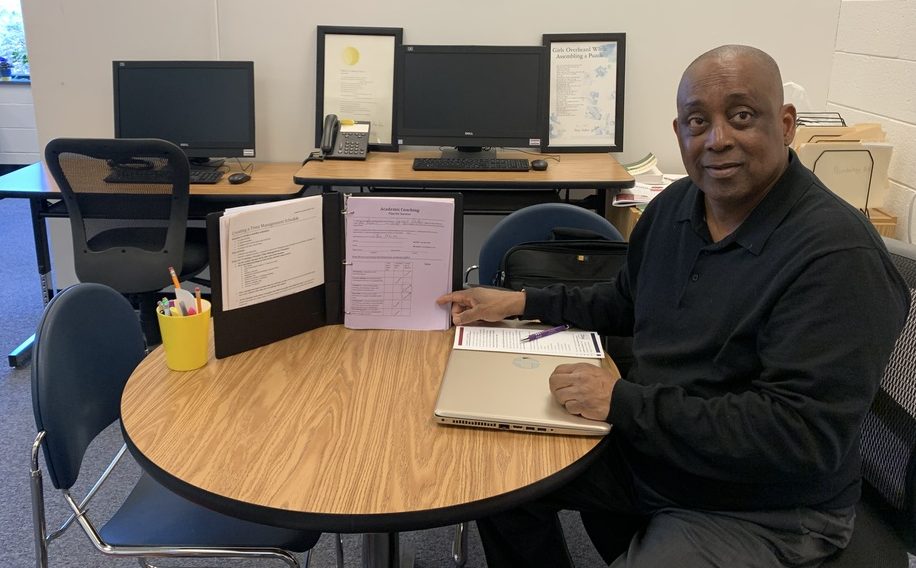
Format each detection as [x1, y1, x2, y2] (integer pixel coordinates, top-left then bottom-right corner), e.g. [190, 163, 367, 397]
[549, 227, 611, 241]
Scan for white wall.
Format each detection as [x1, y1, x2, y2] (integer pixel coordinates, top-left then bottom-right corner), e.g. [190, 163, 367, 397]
[828, 0, 916, 242]
[19, 0, 843, 286]
[21, 0, 841, 174]
[0, 83, 38, 164]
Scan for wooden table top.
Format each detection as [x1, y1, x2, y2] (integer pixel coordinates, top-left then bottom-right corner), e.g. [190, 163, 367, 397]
[121, 324, 613, 532]
[294, 150, 634, 190]
[0, 161, 305, 200]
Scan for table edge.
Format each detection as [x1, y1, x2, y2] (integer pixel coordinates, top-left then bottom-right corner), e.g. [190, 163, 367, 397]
[122, 421, 611, 533]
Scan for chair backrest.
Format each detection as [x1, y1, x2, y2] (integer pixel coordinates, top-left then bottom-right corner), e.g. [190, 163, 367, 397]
[476, 203, 624, 286]
[31, 283, 147, 490]
[44, 137, 191, 294]
[861, 237, 916, 535]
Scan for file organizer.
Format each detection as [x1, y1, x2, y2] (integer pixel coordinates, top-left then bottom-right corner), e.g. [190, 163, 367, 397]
[206, 192, 463, 359]
[797, 142, 892, 211]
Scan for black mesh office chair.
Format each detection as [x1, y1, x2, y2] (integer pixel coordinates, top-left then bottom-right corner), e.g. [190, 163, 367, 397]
[44, 137, 209, 346]
[817, 236, 916, 567]
[29, 282, 321, 567]
[581, 236, 916, 566]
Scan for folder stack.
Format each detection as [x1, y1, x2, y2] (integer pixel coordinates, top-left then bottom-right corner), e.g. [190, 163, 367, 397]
[793, 121, 892, 212]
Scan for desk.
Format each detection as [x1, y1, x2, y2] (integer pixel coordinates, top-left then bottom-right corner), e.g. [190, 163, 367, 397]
[294, 150, 634, 214]
[121, 325, 612, 567]
[0, 162, 306, 366]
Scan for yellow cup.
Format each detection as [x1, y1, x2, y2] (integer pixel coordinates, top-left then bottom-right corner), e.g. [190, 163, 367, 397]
[156, 299, 211, 371]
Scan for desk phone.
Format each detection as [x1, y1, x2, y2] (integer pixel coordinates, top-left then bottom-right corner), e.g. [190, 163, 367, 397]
[320, 114, 370, 160]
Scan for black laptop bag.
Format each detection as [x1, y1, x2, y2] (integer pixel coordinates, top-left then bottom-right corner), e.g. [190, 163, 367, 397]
[495, 228, 628, 290]
[494, 228, 634, 376]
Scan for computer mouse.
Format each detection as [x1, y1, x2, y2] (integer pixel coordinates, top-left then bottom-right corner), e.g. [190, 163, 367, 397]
[531, 159, 549, 171]
[228, 172, 251, 185]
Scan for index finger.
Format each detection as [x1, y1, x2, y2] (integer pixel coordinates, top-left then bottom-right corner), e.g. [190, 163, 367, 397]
[436, 291, 464, 305]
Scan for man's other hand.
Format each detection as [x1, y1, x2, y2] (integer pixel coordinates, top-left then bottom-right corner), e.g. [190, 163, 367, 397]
[549, 363, 618, 421]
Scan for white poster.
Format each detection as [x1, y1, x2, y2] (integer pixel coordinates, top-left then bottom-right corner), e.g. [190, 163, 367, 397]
[322, 33, 396, 146]
[546, 38, 623, 150]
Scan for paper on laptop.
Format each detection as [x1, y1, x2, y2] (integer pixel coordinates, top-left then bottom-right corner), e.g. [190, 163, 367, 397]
[453, 325, 605, 359]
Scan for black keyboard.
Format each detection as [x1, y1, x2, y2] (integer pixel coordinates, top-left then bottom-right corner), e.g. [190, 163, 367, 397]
[189, 169, 224, 184]
[412, 157, 531, 172]
[104, 168, 223, 185]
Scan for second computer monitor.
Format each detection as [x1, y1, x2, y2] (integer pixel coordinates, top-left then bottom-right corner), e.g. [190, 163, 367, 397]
[113, 60, 256, 161]
[397, 45, 547, 155]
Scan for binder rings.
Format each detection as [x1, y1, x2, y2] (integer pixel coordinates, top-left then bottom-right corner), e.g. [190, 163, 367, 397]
[206, 191, 463, 359]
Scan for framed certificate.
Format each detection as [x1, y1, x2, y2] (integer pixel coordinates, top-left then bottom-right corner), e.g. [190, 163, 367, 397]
[542, 33, 626, 153]
[316, 26, 402, 152]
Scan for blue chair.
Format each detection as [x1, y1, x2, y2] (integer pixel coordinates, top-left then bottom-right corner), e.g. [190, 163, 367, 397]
[454, 203, 624, 566]
[29, 283, 321, 568]
[467, 202, 624, 287]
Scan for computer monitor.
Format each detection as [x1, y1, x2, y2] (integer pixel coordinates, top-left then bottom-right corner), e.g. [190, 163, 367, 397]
[396, 45, 547, 156]
[112, 61, 256, 163]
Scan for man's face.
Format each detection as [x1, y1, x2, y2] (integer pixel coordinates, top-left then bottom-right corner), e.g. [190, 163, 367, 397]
[673, 55, 796, 207]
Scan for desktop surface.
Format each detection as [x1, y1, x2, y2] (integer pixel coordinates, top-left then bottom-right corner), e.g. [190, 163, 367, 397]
[121, 325, 611, 532]
[0, 162, 303, 200]
[294, 150, 634, 190]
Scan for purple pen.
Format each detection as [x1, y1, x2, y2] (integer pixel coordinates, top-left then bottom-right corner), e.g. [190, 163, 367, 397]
[520, 324, 570, 342]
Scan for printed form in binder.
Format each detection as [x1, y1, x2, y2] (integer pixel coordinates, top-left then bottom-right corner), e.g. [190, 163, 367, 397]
[219, 195, 325, 311]
[343, 195, 454, 330]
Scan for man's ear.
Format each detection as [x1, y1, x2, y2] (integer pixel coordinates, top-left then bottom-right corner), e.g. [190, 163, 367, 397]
[781, 103, 797, 146]
[672, 117, 678, 135]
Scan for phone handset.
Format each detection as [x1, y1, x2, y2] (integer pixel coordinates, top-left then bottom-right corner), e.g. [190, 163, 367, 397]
[319, 114, 370, 160]
[320, 114, 340, 154]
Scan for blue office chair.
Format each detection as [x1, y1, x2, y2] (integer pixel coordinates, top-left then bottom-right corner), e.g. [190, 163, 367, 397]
[29, 283, 321, 568]
[455, 203, 624, 567]
[466, 202, 624, 287]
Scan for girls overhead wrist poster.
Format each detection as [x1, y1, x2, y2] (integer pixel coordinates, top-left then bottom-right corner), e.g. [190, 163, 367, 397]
[543, 33, 626, 153]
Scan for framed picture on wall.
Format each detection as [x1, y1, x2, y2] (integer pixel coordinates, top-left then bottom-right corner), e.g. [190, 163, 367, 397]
[542, 33, 626, 153]
[316, 26, 402, 152]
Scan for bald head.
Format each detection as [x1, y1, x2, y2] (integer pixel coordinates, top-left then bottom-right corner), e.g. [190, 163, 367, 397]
[672, 44, 797, 218]
[679, 45, 785, 107]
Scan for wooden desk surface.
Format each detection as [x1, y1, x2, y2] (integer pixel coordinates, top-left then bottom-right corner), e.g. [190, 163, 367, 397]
[294, 150, 634, 190]
[0, 162, 305, 200]
[121, 325, 613, 532]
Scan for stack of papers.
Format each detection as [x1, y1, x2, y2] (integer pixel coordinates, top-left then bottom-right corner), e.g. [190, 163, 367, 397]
[615, 153, 686, 207]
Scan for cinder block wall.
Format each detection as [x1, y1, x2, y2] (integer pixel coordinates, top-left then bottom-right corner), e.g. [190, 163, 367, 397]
[826, 0, 916, 241]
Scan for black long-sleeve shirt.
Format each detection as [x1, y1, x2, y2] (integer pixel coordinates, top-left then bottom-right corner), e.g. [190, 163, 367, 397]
[523, 152, 910, 510]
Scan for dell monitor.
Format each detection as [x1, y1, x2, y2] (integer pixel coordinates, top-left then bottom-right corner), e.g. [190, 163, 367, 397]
[113, 61, 255, 164]
[396, 45, 547, 156]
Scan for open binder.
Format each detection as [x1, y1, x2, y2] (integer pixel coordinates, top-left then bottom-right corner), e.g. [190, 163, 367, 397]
[206, 191, 463, 359]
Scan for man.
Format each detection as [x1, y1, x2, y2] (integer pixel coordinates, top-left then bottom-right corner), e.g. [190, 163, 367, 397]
[436, 45, 910, 567]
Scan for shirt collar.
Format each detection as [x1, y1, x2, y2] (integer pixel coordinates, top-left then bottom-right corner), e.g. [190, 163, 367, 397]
[675, 149, 810, 255]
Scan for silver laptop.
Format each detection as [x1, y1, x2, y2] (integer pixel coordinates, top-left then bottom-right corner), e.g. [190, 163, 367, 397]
[434, 349, 612, 436]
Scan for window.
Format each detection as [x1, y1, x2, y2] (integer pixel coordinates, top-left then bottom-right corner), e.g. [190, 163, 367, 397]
[0, 0, 28, 79]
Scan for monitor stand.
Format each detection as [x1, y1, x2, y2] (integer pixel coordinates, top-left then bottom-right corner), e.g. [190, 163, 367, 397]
[189, 157, 225, 170]
[440, 148, 497, 159]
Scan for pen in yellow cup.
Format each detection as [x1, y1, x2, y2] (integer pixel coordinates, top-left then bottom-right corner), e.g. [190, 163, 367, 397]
[195, 286, 202, 313]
